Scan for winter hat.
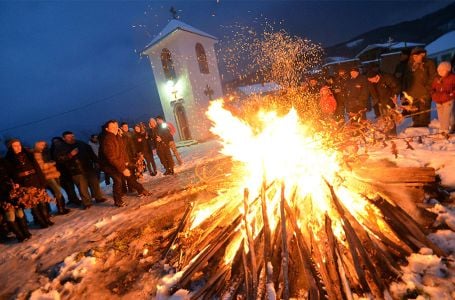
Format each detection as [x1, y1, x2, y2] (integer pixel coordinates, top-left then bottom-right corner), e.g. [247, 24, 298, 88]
[410, 47, 426, 56]
[350, 66, 360, 72]
[437, 61, 452, 76]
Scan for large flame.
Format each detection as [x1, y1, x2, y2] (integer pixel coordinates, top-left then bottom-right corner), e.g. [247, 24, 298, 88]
[191, 99, 398, 263]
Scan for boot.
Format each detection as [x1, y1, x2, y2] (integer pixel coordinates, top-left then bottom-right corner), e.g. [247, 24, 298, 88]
[40, 203, 54, 226]
[32, 207, 48, 228]
[17, 217, 32, 240]
[7, 221, 25, 242]
[56, 197, 71, 215]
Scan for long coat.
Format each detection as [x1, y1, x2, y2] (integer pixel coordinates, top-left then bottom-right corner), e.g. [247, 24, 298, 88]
[403, 59, 437, 99]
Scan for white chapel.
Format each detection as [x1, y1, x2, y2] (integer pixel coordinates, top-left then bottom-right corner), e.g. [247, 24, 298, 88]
[142, 19, 223, 142]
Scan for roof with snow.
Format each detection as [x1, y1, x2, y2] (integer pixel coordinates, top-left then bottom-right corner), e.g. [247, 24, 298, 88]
[237, 82, 281, 96]
[426, 31, 455, 55]
[355, 42, 424, 58]
[142, 20, 217, 53]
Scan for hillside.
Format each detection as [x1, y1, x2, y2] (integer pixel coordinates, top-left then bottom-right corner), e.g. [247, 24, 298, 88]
[326, 2, 455, 58]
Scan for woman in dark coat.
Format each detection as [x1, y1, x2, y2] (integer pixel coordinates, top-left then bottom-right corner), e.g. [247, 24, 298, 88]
[5, 139, 53, 228]
[0, 155, 32, 242]
[132, 124, 157, 176]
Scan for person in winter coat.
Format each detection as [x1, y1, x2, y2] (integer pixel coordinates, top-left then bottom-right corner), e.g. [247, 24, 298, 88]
[55, 131, 106, 209]
[50, 137, 81, 206]
[402, 47, 437, 127]
[34, 141, 70, 215]
[149, 118, 175, 175]
[345, 67, 369, 120]
[99, 120, 150, 207]
[0, 156, 31, 242]
[431, 61, 455, 134]
[132, 124, 157, 176]
[366, 70, 401, 117]
[319, 86, 337, 117]
[332, 68, 349, 121]
[156, 116, 183, 166]
[5, 139, 53, 228]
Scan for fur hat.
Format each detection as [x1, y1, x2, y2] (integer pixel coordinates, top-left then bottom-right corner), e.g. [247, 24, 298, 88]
[437, 61, 452, 76]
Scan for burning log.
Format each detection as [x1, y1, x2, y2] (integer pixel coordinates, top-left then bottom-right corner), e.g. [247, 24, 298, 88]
[279, 182, 290, 300]
[162, 202, 194, 259]
[243, 188, 258, 297]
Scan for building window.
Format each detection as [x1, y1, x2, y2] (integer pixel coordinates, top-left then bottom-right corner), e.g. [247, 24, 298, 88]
[161, 48, 176, 80]
[195, 43, 209, 74]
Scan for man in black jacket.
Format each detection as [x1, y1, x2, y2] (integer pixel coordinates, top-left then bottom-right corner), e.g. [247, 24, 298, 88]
[345, 67, 370, 120]
[402, 47, 437, 127]
[367, 70, 401, 117]
[57, 131, 106, 209]
[149, 117, 174, 175]
[333, 68, 349, 121]
[99, 120, 149, 207]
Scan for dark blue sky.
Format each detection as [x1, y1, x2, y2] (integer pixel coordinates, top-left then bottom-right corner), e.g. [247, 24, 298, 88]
[0, 0, 451, 151]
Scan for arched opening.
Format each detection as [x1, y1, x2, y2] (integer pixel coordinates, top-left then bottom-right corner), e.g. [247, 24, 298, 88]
[174, 103, 191, 140]
[161, 48, 176, 80]
[195, 43, 209, 74]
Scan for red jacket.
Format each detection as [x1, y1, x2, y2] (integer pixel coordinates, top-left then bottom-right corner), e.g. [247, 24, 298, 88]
[431, 73, 455, 104]
[319, 86, 337, 115]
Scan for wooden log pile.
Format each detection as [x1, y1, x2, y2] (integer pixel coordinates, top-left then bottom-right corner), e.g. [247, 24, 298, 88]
[156, 165, 447, 299]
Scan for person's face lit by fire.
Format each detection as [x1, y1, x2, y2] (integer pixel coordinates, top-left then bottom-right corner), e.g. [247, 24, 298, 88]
[11, 141, 22, 154]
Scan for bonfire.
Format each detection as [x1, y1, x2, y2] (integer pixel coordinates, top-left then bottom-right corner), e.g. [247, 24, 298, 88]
[155, 28, 445, 299]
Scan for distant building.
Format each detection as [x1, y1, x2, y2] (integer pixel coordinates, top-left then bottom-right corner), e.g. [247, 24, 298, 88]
[142, 20, 223, 141]
[426, 31, 455, 65]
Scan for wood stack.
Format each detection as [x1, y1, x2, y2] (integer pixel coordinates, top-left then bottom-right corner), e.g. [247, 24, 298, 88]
[157, 165, 446, 299]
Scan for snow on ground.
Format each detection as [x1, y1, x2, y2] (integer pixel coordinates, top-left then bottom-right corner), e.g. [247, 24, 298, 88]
[1, 120, 455, 299]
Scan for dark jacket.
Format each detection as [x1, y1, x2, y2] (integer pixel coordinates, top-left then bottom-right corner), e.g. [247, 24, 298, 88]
[121, 131, 137, 163]
[157, 124, 174, 145]
[0, 158, 14, 201]
[132, 132, 152, 156]
[345, 75, 370, 112]
[333, 74, 349, 106]
[368, 73, 401, 107]
[99, 131, 129, 173]
[4, 149, 46, 188]
[54, 140, 98, 176]
[403, 59, 437, 99]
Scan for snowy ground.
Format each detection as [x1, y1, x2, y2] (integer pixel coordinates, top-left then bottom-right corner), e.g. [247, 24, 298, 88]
[1, 119, 455, 299]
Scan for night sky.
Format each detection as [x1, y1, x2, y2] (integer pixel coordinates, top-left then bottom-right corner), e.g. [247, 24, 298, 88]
[0, 0, 451, 151]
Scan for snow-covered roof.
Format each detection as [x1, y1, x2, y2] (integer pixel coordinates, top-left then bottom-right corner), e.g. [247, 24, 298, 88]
[356, 42, 424, 58]
[426, 31, 455, 55]
[143, 20, 217, 53]
[237, 82, 281, 96]
[380, 51, 402, 57]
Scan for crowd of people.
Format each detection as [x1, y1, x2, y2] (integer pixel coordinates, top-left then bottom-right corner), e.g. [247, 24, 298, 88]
[311, 47, 455, 135]
[0, 116, 183, 243]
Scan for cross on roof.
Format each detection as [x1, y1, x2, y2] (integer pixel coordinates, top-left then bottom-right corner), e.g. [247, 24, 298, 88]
[170, 6, 178, 19]
[204, 84, 214, 100]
